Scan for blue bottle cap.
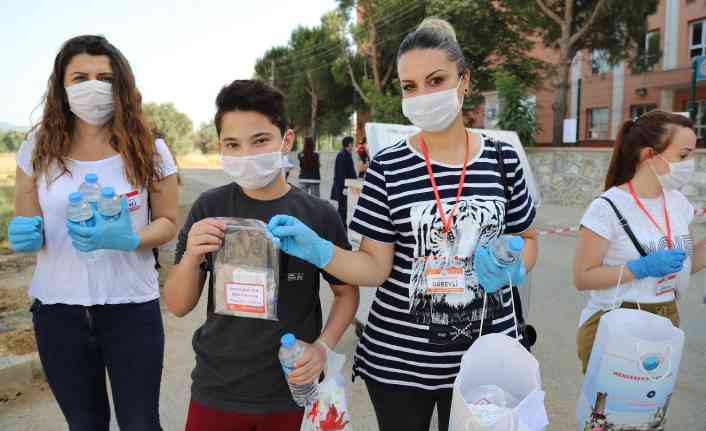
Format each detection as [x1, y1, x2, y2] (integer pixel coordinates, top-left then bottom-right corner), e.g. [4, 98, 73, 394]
[101, 187, 115, 198]
[280, 333, 296, 348]
[508, 236, 524, 252]
[68, 191, 83, 204]
[85, 173, 98, 183]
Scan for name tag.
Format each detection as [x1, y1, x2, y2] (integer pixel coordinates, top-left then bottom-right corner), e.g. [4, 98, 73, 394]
[225, 268, 268, 315]
[656, 274, 676, 296]
[125, 190, 141, 212]
[425, 261, 465, 294]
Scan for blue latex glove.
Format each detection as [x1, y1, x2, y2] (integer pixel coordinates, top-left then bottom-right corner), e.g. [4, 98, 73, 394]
[626, 249, 686, 280]
[473, 245, 526, 294]
[66, 196, 140, 252]
[267, 215, 333, 269]
[8, 216, 44, 252]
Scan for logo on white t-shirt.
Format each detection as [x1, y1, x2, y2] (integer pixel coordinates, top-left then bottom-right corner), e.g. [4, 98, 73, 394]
[125, 191, 141, 212]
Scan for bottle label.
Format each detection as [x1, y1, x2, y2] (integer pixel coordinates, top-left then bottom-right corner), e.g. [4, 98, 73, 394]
[125, 190, 141, 212]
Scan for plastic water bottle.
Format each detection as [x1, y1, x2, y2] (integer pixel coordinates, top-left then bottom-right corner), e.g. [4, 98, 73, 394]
[278, 333, 318, 407]
[67, 192, 96, 261]
[78, 173, 101, 207]
[98, 187, 121, 222]
[490, 235, 524, 267]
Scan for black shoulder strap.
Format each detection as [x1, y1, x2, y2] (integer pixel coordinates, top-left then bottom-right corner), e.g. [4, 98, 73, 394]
[494, 140, 511, 212]
[147, 192, 161, 270]
[599, 196, 648, 257]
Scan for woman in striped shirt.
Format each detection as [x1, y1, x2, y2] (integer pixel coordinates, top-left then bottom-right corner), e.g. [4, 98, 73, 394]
[269, 18, 538, 431]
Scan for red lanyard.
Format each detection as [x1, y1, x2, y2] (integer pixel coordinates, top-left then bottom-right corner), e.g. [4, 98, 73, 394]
[627, 181, 673, 248]
[419, 131, 470, 235]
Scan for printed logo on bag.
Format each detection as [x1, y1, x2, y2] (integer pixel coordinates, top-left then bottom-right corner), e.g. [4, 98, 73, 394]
[126, 191, 141, 212]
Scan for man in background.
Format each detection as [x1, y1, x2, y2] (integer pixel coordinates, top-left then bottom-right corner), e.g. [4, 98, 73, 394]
[330, 136, 357, 228]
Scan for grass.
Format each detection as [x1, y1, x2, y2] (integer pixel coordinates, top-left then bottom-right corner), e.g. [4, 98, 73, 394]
[176, 152, 221, 169]
[0, 154, 15, 247]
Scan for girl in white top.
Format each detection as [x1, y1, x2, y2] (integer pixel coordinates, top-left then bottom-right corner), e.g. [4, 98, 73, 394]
[8, 35, 178, 430]
[574, 111, 706, 373]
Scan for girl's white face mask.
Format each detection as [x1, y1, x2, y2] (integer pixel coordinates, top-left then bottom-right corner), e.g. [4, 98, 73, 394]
[65, 80, 114, 126]
[402, 78, 464, 132]
[652, 155, 695, 191]
[221, 139, 287, 190]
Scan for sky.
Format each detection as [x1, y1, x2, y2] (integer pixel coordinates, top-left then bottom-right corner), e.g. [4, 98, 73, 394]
[0, 0, 339, 128]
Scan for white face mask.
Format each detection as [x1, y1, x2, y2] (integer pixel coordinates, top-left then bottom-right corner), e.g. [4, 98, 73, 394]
[221, 139, 287, 190]
[653, 155, 695, 191]
[402, 78, 463, 132]
[65, 80, 114, 126]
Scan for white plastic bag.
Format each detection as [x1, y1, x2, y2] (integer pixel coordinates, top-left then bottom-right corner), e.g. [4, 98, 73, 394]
[576, 308, 684, 430]
[300, 350, 352, 431]
[449, 333, 549, 431]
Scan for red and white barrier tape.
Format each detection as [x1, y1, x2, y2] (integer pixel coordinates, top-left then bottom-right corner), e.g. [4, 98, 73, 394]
[538, 207, 706, 237]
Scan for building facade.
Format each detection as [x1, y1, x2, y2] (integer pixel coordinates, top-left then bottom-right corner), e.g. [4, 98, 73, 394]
[480, 0, 706, 145]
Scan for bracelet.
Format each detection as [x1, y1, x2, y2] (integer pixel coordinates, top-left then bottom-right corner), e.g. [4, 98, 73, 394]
[315, 339, 331, 356]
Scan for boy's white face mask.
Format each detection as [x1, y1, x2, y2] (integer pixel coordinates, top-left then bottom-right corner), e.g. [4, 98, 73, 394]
[65, 80, 114, 126]
[221, 139, 287, 190]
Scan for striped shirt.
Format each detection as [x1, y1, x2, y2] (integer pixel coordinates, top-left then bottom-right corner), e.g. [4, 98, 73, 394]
[350, 134, 536, 390]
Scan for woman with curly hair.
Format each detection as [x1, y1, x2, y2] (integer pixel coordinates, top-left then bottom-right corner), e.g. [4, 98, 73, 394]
[7, 35, 178, 430]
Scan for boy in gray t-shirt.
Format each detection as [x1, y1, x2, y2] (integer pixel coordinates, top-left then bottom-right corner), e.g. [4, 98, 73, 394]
[165, 80, 358, 431]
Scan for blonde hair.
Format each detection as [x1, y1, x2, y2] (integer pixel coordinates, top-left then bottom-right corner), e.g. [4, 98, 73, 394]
[418, 17, 457, 42]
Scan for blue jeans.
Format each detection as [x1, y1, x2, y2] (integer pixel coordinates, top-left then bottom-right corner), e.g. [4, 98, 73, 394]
[31, 298, 164, 431]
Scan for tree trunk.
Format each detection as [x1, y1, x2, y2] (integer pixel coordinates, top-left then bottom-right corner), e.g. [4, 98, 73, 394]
[552, 49, 572, 146]
[310, 92, 319, 137]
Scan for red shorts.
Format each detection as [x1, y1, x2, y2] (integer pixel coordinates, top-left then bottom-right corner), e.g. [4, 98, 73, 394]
[185, 399, 304, 431]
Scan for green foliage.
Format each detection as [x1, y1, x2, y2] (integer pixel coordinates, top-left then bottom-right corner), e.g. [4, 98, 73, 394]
[0, 130, 25, 153]
[142, 103, 194, 155]
[194, 122, 218, 154]
[0, 186, 13, 244]
[494, 68, 539, 146]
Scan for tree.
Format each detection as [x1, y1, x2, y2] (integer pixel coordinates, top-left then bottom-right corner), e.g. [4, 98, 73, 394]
[0, 130, 25, 153]
[532, 0, 659, 145]
[142, 102, 194, 155]
[337, 0, 427, 122]
[194, 122, 218, 154]
[254, 12, 355, 137]
[494, 68, 539, 146]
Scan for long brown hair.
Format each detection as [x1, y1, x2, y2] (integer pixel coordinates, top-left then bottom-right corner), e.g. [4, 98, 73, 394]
[302, 136, 317, 171]
[604, 110, 694, 190]
[29, 35, 160, 189]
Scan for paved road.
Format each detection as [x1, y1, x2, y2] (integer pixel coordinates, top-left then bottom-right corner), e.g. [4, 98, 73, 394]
[2, 168, 705, 430]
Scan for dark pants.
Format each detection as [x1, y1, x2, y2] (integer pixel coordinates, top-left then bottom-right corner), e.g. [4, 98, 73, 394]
[336, 194, 348, 229]
[365, 379, 453, 431]
[31, 299, 164, 431]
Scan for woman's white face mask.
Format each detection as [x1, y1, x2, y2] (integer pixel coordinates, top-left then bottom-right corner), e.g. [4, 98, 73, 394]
[65, 80, 114, 126]
[402, 77, 464, 132]
[221, 139, 287, 190]
[651, 155, 695, 191]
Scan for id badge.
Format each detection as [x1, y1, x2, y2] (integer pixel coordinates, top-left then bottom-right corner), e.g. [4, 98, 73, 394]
[656, 274, 676, 296]
[225, 268, 268, 315]
[425, 258, 466, 294]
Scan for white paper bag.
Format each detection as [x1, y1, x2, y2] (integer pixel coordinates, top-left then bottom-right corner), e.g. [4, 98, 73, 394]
[577, 308, 684, 430]
[449, 333, 549, 431]
[300, 350, 351, 431]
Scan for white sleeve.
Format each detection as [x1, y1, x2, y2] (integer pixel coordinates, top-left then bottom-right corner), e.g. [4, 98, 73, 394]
[580, 197, 618, 240]
[15, 139, 35, 176]
[154, 138, 178, 177]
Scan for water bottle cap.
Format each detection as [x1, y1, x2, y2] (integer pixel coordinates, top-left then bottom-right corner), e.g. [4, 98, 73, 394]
[101, 187, 115, 198]
[508, 236, 524, 252]
[85, 173, 98, 183]
[280, 333, 296, 348]
[68, 191, 83, 204]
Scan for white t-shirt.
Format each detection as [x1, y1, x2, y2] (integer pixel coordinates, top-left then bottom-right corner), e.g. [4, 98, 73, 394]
[578, 186, 694, 326]
[16, 138, 178, 305]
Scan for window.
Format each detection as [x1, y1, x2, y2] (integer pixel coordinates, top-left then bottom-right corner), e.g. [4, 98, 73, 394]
[630, 104, 657, 120]
[691, 20, 705, 59]
[591, 49, 610, 75]
[587, 108, 609, 140]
